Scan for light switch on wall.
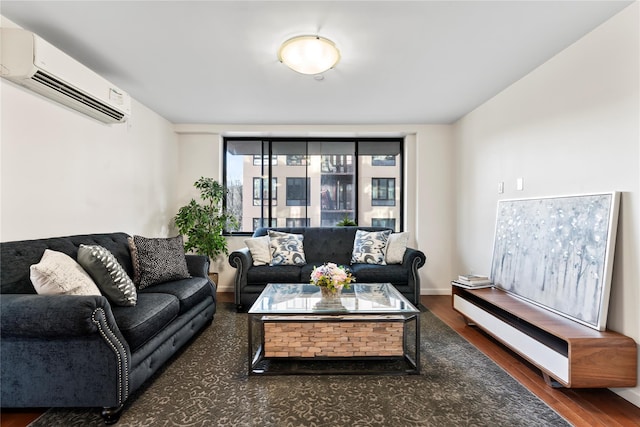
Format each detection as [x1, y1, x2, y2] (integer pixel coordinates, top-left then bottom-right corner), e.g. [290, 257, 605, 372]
[516, 177, 524, 191]
[498, 182, 504, 194]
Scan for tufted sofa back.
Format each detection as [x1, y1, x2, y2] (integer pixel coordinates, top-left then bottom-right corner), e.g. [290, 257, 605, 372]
[0, 232, 133, 294]
[252, 227, 392, 266]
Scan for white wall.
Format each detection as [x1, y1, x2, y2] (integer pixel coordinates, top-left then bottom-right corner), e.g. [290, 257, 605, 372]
[453, 3, 639, 406]
[173, 124, 456, 295]
[1, 70, 179, 241]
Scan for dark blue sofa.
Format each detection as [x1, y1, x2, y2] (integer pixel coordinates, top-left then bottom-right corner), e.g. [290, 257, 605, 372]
[0, 232, 216, 424]
[229, 227, 426, 311]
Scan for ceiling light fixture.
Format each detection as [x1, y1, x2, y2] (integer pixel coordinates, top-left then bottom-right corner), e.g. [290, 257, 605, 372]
[278, 35, 341, 75]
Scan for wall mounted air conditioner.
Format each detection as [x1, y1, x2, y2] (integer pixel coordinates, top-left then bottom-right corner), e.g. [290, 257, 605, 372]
[0, 28, 131, 124]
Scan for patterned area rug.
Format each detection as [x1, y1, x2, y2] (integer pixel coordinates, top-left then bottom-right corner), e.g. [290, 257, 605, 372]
[30, 303, 568, 426]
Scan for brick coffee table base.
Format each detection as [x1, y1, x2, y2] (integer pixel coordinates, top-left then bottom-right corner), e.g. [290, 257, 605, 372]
[247, 283, 420, 375]
[263, 317, 404, 358]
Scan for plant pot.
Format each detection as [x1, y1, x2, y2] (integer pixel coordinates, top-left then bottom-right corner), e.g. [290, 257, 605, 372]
[208, 272, 219, 285]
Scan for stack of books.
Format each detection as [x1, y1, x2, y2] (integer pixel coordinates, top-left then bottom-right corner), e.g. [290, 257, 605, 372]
[453, 274, 493, 289]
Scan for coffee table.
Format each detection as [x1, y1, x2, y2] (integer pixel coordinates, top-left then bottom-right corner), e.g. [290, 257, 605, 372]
[247, 283, 420, 375]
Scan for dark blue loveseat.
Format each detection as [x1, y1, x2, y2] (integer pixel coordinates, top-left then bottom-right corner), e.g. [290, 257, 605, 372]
[0, 232, 216, 424]
[229, 227, 426, 311]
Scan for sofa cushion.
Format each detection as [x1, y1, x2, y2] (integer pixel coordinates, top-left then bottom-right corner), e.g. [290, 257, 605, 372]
[132, 236, 191, 289]
[350, 263, 408, 284]
[29, 249, 101, 296]
[351, 229, 392, 265]
[268, 231, 306, 266]
[77, 244, 137, 306]
[301, 227, 356, 265]
[138, 277, 212, 314]
[244, 236, 271, 266]
[247, 265, 302, 284]
[385, 232, 409, 264]
[111, 293, 179, 351]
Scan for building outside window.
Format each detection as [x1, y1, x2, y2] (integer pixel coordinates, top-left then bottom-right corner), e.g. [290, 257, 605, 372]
[253, 177, 277, 206]
[253, 218, 278, 229]
[286, 218, 310, 227]
[253, 154, 277, 166]
[371, 178, 396, 206]
[286, 177, 311, 206]
[372, 155, 396, 166]
[224, 137, 403, 233]
[372, 218, 396, 229]
[286, 155, 307, 166]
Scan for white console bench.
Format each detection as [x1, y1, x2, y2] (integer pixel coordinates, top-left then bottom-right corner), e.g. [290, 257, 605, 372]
[452, 284, 637, 388]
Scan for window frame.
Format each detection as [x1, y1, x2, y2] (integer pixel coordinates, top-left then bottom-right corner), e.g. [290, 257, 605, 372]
[286, 177, 311, 206]
[371, 177, 396, 206]
[253, 177, 277, 206]
[223, 136, 404, 235]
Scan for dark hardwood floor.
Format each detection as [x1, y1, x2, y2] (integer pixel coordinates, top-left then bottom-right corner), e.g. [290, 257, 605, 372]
[2, 293, 639, 426]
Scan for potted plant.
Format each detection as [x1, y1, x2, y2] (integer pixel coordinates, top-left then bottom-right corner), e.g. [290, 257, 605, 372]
[174, 177, 238, 281]
[336, 214, 357, 226]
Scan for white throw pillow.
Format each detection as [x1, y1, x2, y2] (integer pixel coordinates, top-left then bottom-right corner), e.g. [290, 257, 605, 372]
[385, 232, 409, 264]
[244, 235, 272, 266]
[30, 249, 101, 296]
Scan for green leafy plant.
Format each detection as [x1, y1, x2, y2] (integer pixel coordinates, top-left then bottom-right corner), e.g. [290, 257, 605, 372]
[174, 177, 238, 262]
[336, 214, 357, 226]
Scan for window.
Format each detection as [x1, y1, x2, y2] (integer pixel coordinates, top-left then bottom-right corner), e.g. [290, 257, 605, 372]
[372, 178, 395, 206]
[372, 155, 396, 166]
[253, 177, 277, 206]
[253, 218, 278, 230]
[286, 218, 310, 227]
[286, 155, 307, 166]
[224, 137, 403, 233]
[286, 177, 311, 206]
[321, 155, 353, 173]
[372, 218, 396, 229]
[253, 154, 277, 166]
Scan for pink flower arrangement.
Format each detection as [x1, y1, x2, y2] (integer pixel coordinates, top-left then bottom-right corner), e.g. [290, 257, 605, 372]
[310, 262, 354, 293]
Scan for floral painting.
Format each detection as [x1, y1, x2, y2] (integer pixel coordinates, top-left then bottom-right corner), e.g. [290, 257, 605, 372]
[490, 193, 619, 330]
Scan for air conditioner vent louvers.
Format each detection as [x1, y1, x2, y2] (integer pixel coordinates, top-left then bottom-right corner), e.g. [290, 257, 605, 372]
[32, 71, 125, 121]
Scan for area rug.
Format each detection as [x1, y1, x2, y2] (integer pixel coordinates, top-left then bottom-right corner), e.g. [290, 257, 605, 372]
[30, 303, 569, 426]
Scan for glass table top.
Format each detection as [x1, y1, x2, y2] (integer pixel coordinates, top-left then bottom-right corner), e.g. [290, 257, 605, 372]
[248, 283, 419, 315]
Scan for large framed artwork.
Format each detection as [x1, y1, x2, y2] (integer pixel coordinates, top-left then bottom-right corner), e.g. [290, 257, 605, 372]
[490, 192, 620, 331]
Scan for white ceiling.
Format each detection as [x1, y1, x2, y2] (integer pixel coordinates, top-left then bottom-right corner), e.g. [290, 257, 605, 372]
[0, 1, 633, 125]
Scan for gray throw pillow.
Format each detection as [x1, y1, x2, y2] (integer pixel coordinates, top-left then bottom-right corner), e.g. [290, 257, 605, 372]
[268, 231, 306, 266]
[77, 244, 137, 306]
[132, 235, 191, 289]
[351, 229, 392, 265]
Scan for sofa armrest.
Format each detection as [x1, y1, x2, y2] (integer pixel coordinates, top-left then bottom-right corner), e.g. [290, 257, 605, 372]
[0, 294, 131, 407]
[402, 248, 427, 305]
[402, 248, 426, 270]
[1, 294, 122, 338]
[228, 247, 253, 307]
[185, 254, 210, 278]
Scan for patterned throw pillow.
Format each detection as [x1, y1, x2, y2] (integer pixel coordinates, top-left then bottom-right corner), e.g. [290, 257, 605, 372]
[132, 235, 191, 289]
[385, 232, 410, 264]
[30, 249, 101, 296]
[268, 231, 306, 266]
[351, 229, 392, 265]
[127, 236, 141, 284]
[77, 244, 137, 306]
[244, 235, 271, 266]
